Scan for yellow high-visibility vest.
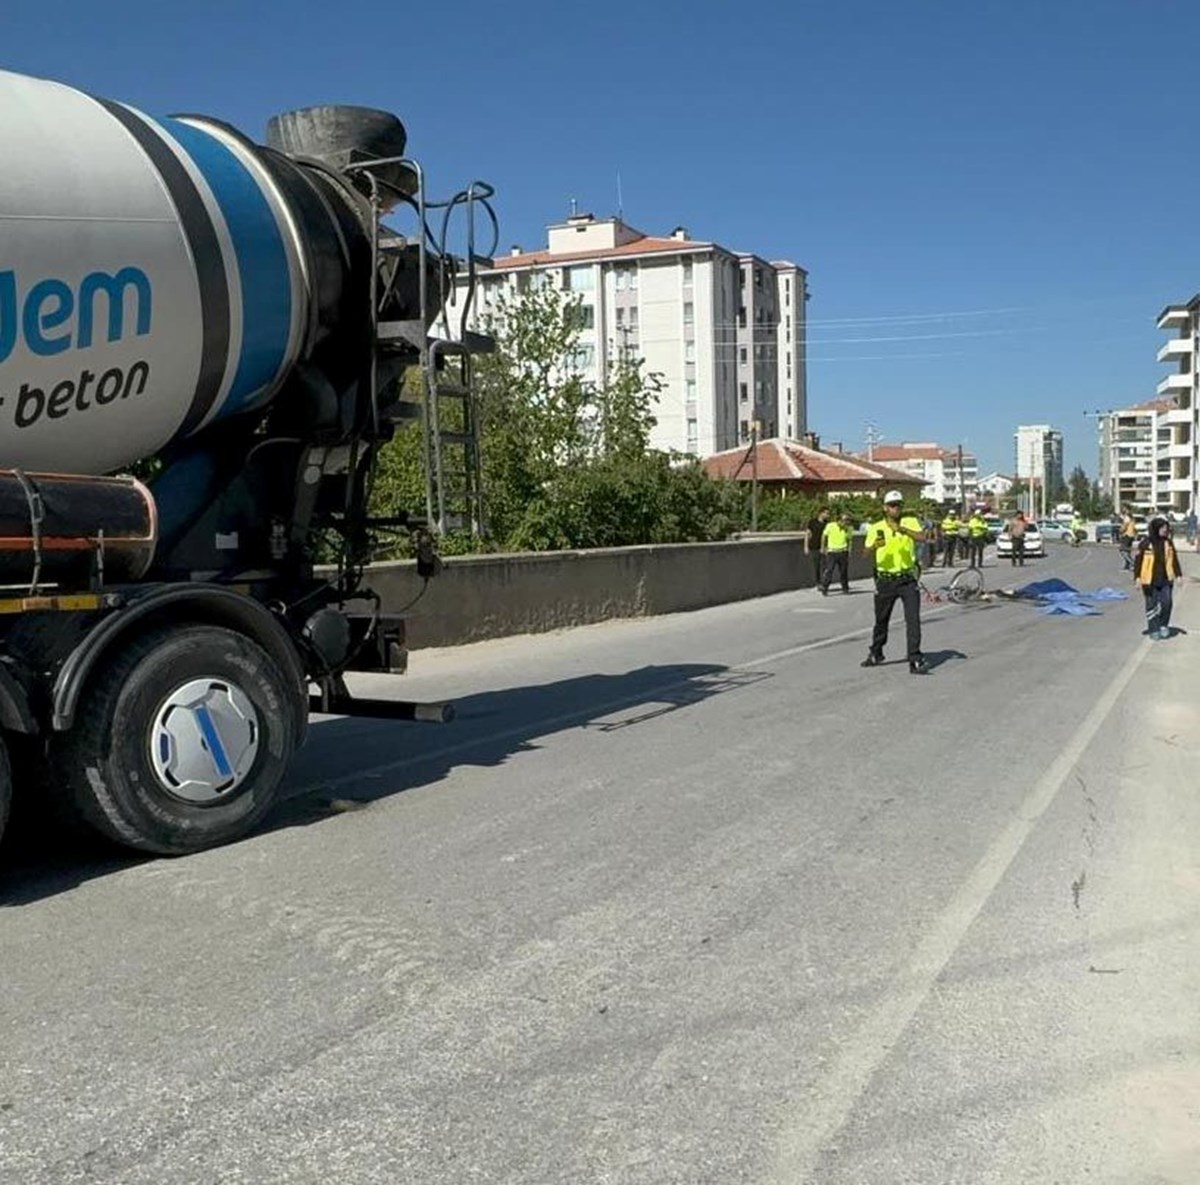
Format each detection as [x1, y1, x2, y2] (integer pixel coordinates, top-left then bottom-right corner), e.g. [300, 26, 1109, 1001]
[866, 516, 921, 574]
[821, 521, 850, 551]
[968, 515, 988, 538]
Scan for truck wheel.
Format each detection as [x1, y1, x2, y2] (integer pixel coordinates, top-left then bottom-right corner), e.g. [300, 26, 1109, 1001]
[0, 738, 11, 852]
[53, 625, 299, 854]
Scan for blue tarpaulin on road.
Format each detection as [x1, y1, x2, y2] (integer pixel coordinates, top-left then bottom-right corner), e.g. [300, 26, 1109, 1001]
[1008, 578, 1128, 618]
[1038, 601, 1102, 616]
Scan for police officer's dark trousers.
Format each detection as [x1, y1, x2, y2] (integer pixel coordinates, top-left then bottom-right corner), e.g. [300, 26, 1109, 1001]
[871, 573, 922, 661]
[942, 537, 957, 566]
[822, 551, 849, 593]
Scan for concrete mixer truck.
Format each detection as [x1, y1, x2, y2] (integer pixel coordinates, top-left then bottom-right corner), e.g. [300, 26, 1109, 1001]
[0, 69, 497, 854]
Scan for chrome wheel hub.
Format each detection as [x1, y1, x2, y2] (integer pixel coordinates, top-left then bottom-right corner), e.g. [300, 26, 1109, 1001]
[149, 679, 259, 804]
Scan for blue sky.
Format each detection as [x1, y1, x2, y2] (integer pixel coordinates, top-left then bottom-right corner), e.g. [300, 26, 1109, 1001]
[7, 0, 1198, 475]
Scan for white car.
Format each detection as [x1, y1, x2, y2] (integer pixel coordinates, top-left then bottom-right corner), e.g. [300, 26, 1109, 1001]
[1036, 519, 1074, 543]
[996, 523, 1044, 558]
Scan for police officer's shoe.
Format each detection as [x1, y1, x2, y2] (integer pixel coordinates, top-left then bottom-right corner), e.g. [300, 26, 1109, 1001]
[861, 652, 884, 667]
[909, 657, 930, 675]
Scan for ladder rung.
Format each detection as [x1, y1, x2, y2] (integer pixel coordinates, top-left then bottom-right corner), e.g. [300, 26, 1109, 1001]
[378, 235, 408, 252]
[433, 382, 472, 397]
[378, 320, 426, 349]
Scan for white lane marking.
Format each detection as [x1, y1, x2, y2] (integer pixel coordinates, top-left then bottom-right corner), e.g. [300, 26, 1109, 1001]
[768, 633, 1154, 1183]
[291, 607, 957, 798]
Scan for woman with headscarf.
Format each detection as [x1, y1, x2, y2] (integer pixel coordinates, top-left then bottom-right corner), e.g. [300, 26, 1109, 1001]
[1134, 517, 1182, 640]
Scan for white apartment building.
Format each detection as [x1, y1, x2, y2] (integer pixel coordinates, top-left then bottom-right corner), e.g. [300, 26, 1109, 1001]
[865, 442, 979, 504]
[1154, 295, 1199, 513]
[442, 214, 808, 457]
[1099, 399, 1173, 512]
[1013, 425, 1064, 513]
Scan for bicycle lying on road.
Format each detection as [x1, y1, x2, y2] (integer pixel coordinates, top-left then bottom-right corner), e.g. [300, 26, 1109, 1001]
[918, 565, 985, 605]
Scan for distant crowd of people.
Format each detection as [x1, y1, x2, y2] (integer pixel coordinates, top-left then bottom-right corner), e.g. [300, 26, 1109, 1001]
[806, 498, 1192, 664]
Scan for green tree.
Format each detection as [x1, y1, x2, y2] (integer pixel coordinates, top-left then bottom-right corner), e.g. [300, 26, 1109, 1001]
[1067, 464, 1092, 517]
[367, 281, 727, 552]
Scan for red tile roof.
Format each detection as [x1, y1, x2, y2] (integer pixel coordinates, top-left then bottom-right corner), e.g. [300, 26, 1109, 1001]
[489, 236, 713, 270]
[702, 439, 924, 487]
[867, 443, 977, 464]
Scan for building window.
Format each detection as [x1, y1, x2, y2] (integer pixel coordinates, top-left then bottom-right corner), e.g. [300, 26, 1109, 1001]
[740, 419, 750, 440]
[739, 270, 745, 288]
[740, 383, 748, 403]
[568, 343, 595, 371]
[682, 259, 693, 284]
[628, 306, 639, 329]
[615, 306, 625, 326]
[683, 301, 694, 327]
[566, 303, 595, 331]
[565, 266, 594, 291]
[755, 268, 763, 288]
[739, 347, 747, 364]
[685, 341, 696, 362]
[686, 379, 697, 400]
[738, 308, 747, 329]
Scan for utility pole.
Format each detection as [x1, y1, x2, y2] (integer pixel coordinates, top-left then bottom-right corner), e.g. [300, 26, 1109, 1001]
[957, 442, 966, 517]
[751, 420, 760, 532]
[864, 421, 882, 463]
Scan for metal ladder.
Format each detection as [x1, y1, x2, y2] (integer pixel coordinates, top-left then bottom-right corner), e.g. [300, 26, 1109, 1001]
[353, 160, 498, 539]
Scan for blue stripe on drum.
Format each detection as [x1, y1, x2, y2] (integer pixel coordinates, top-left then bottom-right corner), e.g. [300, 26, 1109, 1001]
[155, 116, 293, 418]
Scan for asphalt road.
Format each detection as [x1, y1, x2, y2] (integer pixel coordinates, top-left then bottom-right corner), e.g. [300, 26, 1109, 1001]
[3, 544, 1198, 1184]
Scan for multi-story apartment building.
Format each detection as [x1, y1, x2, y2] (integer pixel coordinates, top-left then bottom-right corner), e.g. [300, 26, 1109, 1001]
[863, 442, 978, 505]
[443, 214, 808, 457]
[1013, 425, 1064, 513]
[1098, 399, 1173, 513]
[1155, 295, 1199, 513]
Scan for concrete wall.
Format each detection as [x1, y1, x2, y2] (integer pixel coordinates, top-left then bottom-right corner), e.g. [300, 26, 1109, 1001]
[358, 534, 873, 650]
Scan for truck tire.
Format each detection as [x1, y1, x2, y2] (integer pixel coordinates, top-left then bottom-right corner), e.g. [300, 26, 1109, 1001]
[0, 738, 11, 852]
[53, 625, 299, 854]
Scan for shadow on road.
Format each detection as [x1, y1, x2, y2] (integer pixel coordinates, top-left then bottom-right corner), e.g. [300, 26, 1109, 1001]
[1, 662, 742, 904]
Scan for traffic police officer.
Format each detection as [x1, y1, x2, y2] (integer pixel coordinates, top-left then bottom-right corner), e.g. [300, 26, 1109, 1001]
[819, 511, 853, 595]
[967, 509, 989, 568]
[940, 509, 962, 566]
[863, 490, 929, 675]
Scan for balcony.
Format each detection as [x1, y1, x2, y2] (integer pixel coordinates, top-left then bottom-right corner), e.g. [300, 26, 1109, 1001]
[1157, 306, 1191, 331]
[1157, 440, 1193, 460]
[1165, 475, 1194, 493]
[1163, 405, 1193, 424]
[1157, 338, 1193, 363]
[1156, 374, 1194, 396]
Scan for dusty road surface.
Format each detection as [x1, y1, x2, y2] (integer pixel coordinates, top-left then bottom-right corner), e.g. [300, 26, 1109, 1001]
[3, 544, 1198, 1184]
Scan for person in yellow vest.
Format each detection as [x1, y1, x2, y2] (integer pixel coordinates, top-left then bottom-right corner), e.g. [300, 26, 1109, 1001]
[819, 511, 854, 595]
[862, 490, 929, 675]
[940, 509, 962, 567]
[1134, 516, 1182, 639]
[966, 509, 988, 568]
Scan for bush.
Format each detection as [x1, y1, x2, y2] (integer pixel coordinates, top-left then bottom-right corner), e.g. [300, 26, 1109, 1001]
[506, 454, 749, 551]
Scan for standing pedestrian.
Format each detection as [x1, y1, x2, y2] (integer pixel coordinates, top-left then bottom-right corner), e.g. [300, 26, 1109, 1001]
[819, 511, 853, 595]
[940, 508, 961, 567]
[1008, 510, 1029, 566]
[967, 508, 988, 568]
[1118, 510, 1136, 570]
[807, 507, 830, 587]
[861, 490, 929, 675]
[1134, 517, 1182, 640]
[1185, 509, 1197, 546]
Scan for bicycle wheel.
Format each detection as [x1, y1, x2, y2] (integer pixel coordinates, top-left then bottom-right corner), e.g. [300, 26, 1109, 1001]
[948, 566, 984, 603]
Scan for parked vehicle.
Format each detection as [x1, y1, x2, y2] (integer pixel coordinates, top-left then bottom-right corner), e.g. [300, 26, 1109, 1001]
[996, 523, 1044, 559]
[1036, 519, 1075, 543]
